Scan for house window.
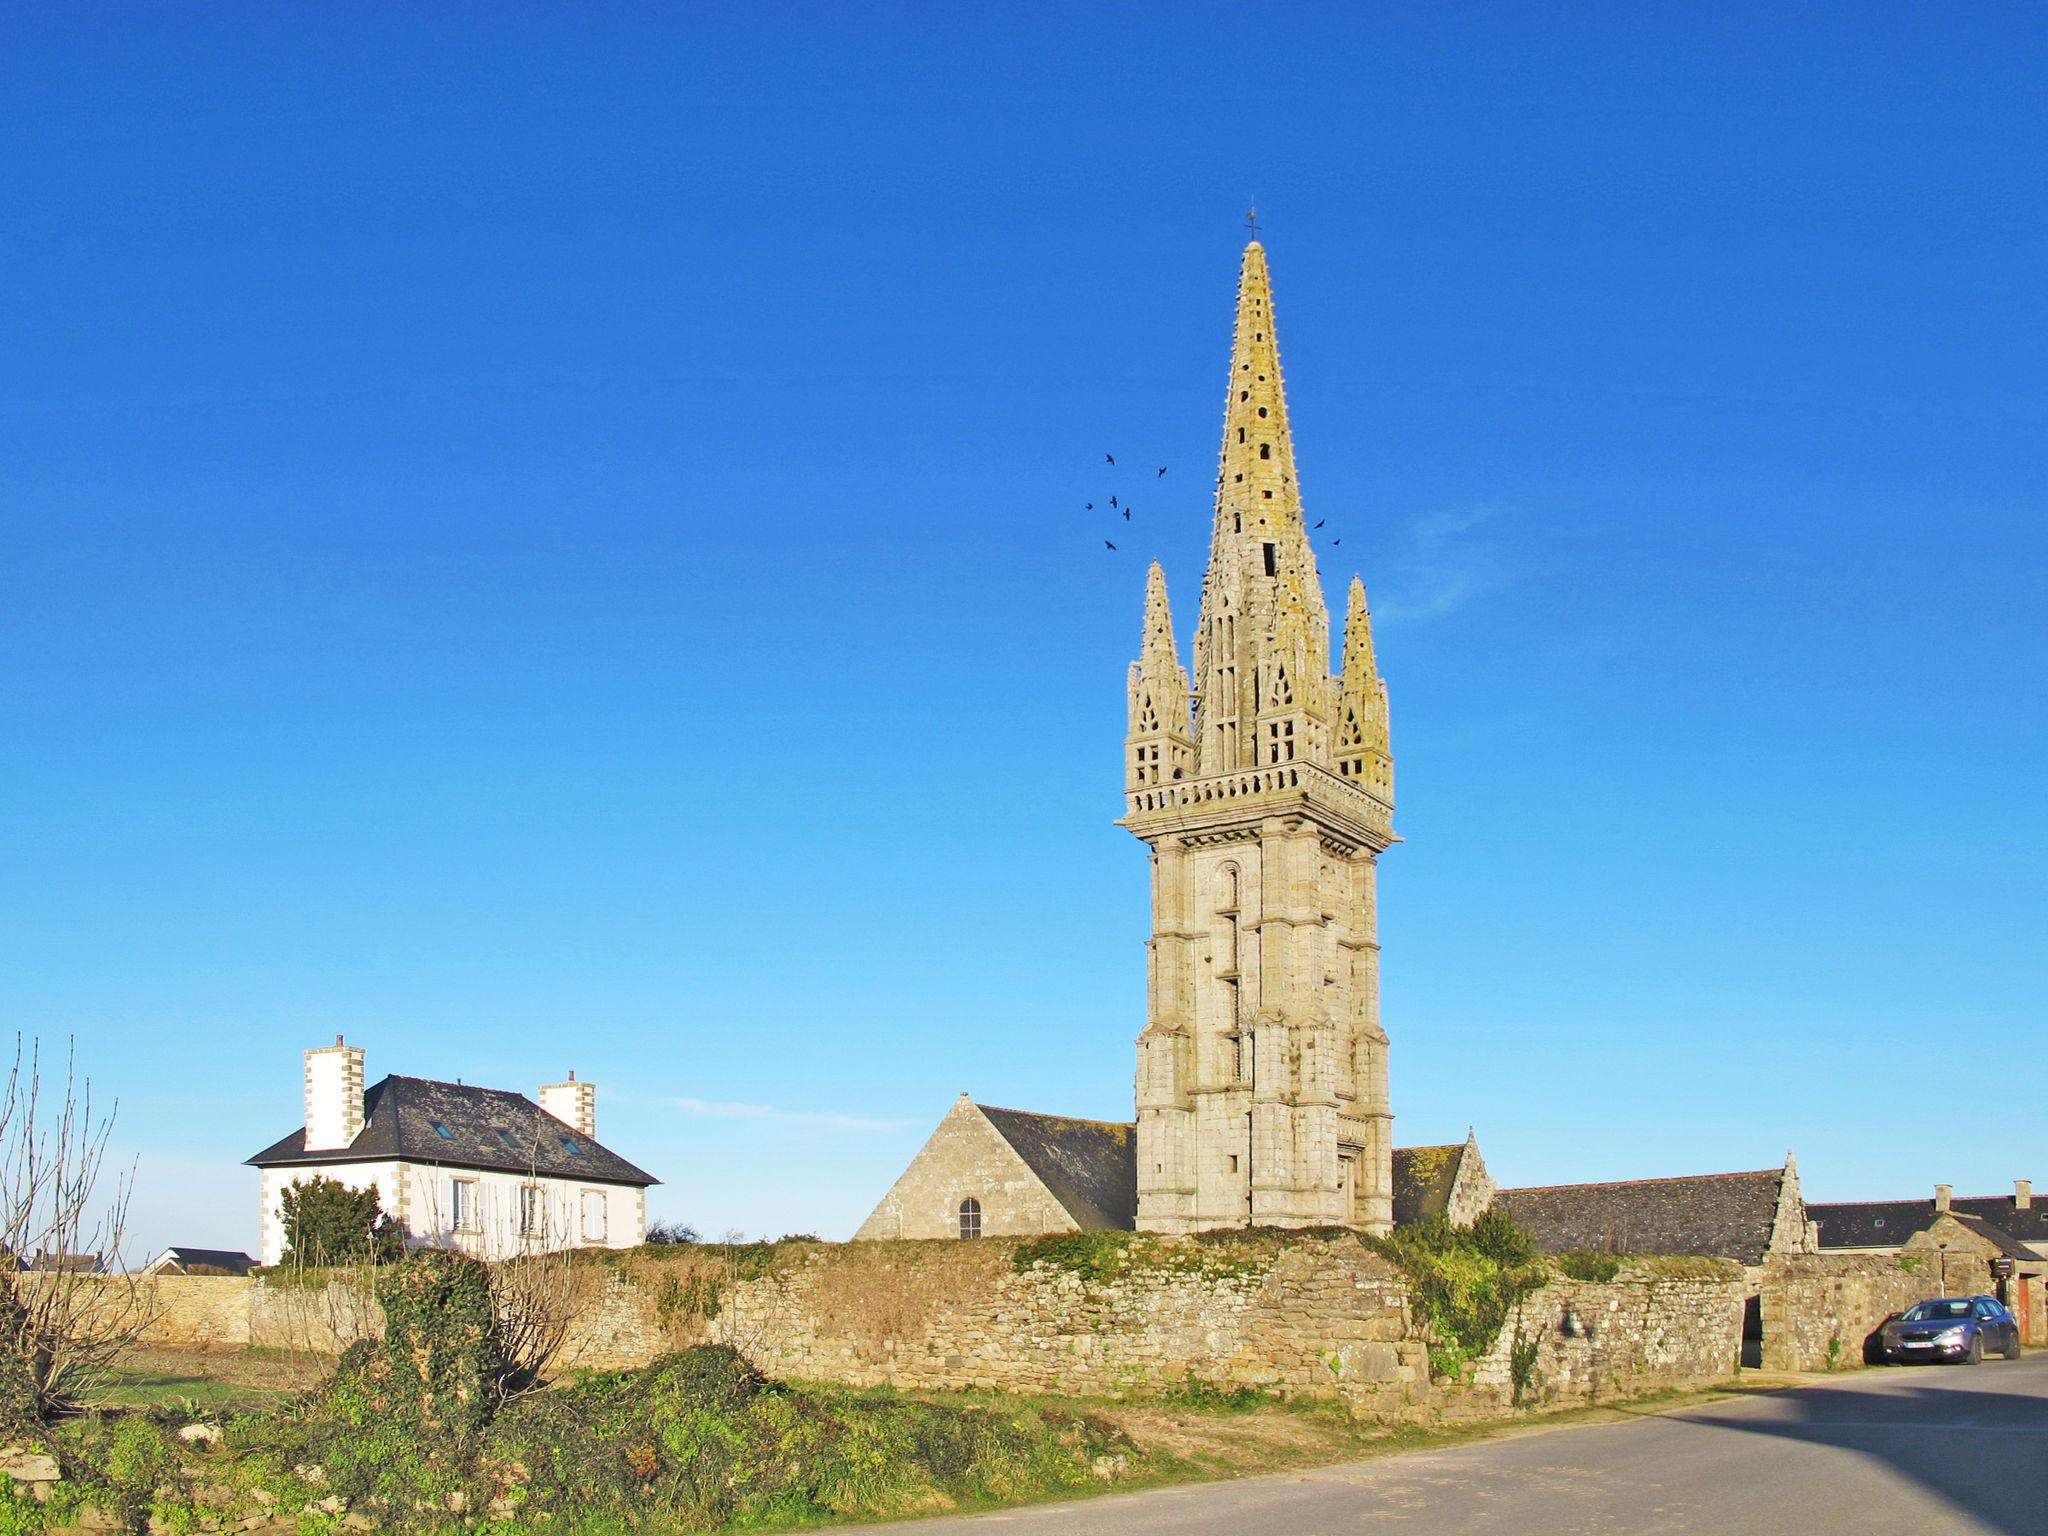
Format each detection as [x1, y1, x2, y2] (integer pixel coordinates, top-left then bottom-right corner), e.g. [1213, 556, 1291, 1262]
[517, 1184, 545, 1239]
[449, 1178, 477, 1233]
[958, 1198, 982, 1240]
[581, 1190, 607, 1243]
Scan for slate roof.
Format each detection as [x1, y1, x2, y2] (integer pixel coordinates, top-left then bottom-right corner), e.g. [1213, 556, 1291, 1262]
[1392, 1145, 1467, 1226]
[153, 1247, 256, 1276]
[977, 1105, 1137, 1232]
[1493, 1168, 1790, 1263]
[1809, 1195, 2048, 1254]
[246, 1075, 657, 1187]
[1951, 1214, 2039, 1263]
[1806, 1200, 1931, 1250]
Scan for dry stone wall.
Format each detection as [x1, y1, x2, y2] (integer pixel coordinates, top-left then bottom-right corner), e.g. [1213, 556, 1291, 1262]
[710, 1236, 1427, 1406]
[1470, 1262, 1744, 1408]
[111, 1237, 1759, 1421]
[1758, 1252, 1991, 1371]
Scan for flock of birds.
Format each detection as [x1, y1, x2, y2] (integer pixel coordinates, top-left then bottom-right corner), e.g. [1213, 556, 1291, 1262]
[1089, 453, 1341, 551]
[1090, 453, 1166, 551]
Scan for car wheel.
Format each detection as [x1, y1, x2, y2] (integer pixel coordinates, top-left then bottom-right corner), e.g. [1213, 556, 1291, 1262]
[2005, 1333, 2022, 1361]
[1965, 1333, 1983, 1365]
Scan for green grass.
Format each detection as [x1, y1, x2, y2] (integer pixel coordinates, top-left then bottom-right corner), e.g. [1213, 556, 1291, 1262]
[85, 1370, 298, 1411]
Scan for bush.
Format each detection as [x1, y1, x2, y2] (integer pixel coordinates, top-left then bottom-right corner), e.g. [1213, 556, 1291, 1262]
[1553, 1251, 1622, 1283]
[279, 1176, 404, 1267]
[315, 1249, 508, 1457]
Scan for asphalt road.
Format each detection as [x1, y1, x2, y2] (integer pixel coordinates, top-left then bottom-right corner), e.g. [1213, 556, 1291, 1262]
[876, 1355, 2048, 1536]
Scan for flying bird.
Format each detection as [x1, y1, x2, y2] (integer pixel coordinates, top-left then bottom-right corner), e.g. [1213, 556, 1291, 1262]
[1105, 453, 1116, 465]
[1314, 519, 1325, 528]
[1122, 508, 1131, 520]
[1156, 466, 1167, 477]
[1104, 540, 1117, 551]
[1110, 495, 1118, 509]
[1086, 503, 1094, 511]
[1332, 538, 1342, 546]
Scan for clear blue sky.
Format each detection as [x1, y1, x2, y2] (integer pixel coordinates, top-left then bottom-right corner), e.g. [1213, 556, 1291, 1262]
[3, 6, 2042, 1261]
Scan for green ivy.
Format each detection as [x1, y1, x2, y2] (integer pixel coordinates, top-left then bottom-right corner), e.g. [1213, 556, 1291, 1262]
[1362, 1215, 1547, 1382]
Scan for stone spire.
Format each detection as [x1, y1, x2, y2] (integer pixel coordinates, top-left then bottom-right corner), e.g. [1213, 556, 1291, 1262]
[1121, 235, 1396, 1237]
[1334, 576, 1392, 801]
[1191, 241, 1333, 777]
[1126, 562, 1196, 791]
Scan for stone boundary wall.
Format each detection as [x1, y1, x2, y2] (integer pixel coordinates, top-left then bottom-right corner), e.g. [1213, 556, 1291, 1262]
[1470, 1263, 1744, 1408]
[708, 1237, 1428, 1408]
[1757, 1252, 1993, 1372]
[108, 1240, 1760, 1419]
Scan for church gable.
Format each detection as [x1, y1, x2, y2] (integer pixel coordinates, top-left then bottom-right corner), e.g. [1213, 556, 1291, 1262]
[853, 1096, 1085, 1241]
[979, 1106, 1137, 1231]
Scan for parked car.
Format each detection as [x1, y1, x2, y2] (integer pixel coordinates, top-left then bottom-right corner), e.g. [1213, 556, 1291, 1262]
[1878, 1296, 2022, 1364]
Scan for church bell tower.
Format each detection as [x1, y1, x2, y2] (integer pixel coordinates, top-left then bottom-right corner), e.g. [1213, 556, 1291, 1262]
[1121, 239, 1396, 1234]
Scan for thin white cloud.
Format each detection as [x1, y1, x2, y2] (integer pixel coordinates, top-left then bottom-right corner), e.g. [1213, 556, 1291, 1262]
[665, 1097, 911, 1134]
[1372, 503, 1513, 623]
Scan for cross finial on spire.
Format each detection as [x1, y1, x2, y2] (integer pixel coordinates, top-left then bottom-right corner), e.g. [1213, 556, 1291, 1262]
[1245, 202, 1260, 237]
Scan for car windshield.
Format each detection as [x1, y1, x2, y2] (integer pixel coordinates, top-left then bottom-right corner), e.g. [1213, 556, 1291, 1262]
[1902, 1300, 1973, 1321]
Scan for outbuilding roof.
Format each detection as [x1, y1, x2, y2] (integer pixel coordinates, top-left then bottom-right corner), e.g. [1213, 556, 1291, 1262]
[246, 1074, 657, 1187]
[1808, 1194, 2048, 1253]
[1392, 1144, 1466, 1226]
[976, 1105, 1137, 1232]
[1493, 1167, 1793, 1263]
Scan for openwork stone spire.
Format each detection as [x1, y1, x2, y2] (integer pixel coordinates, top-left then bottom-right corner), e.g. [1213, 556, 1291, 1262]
[1191, 241, 1334, 778]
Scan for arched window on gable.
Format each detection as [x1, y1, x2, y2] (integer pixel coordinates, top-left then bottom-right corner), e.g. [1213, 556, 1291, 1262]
[958, 1198, 982, 1239]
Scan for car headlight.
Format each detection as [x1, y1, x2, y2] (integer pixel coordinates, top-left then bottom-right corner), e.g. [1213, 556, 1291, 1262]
[1932, 1326, 1967, 1344]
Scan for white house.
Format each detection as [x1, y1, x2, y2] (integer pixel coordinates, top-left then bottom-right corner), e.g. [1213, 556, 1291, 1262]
[246, 1037, 657, 1265]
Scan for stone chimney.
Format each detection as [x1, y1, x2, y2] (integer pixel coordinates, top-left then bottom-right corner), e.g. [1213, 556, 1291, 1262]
[2017, 1180, 2033, 1211]
[539, 1072, 596, 1139]
[304, 1036, 366, 1151]
[1935, 1183, 1952, 1213]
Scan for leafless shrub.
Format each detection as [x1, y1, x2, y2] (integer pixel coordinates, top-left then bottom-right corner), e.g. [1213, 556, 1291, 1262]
[0, 1038, 154, 1416]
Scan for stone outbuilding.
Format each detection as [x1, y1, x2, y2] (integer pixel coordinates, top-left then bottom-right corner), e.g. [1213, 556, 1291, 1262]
[1490, 1158, 1813, 1266]
[1809, 1181, 2044, 1343]
[1391, 1133, 1495, 1228]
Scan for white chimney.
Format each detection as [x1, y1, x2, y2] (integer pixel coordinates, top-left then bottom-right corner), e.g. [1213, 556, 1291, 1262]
[1935, 1183, 1952, 1213]
[2017, 1180, 2033, 1211]
[304, 1035, 366, 1151]
[539, 1071, 596, 1139]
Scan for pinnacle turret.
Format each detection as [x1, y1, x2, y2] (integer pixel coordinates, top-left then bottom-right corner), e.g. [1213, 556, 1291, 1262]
[1335, 575, 1392, 801]
[1126, 562, 1195, 791]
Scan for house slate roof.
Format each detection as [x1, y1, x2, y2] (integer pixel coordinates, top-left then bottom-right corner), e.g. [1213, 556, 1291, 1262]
[1950, 1214, 2040, 1263]
[246, 1075, 657, 1187]
[977, 1106, 1137, 1232]
[156, 1247, 256, 1275]
[1392, 1145, 1466, 1226]
[1493, 1168, 1790, 1263]
[1808, 1195, 2048, 1253]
